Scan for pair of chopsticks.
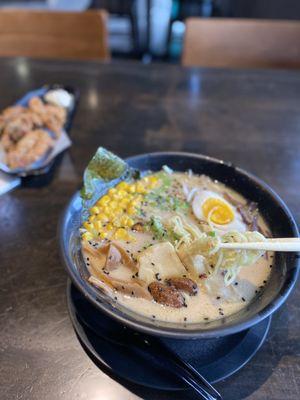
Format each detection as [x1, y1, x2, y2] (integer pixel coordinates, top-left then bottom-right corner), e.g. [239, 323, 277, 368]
[79, 305, 222, 399]
[219, 238, 300, 252]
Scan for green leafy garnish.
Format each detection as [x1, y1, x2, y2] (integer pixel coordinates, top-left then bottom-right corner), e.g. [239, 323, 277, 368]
[149, 216, 166, 239]
[156, 171, 172, 189]
[208, 231, 216, 237]
[143, 171, 188, 212]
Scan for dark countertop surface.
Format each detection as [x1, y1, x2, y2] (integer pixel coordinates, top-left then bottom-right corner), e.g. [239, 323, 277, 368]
[0, 58, 299, 400]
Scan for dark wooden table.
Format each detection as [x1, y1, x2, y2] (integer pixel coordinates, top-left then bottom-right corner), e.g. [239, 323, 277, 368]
[0, 58, 299, 400]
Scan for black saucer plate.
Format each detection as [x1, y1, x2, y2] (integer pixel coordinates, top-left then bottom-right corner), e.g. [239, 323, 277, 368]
[67, 282, 271, 391]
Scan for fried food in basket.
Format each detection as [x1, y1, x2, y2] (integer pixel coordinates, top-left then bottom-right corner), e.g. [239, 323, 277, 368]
[28, 97, 66, 138]
[6, 129, 54, 169]
[0, 94, 67, 169]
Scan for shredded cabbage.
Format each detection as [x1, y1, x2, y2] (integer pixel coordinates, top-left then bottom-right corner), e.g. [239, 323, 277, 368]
[179, 230, 265, 285]
[168, 215, 266, 286]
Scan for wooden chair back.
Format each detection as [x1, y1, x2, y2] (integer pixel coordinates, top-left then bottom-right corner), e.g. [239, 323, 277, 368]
[0, 9, 110, 60]
[182, 18, 300, 69]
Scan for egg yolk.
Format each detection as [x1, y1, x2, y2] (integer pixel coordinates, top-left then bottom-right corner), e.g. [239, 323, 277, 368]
[202, 198, 234, 225]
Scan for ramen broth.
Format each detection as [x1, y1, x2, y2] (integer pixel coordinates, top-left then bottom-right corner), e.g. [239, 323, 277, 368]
[81, 171, 272, 324]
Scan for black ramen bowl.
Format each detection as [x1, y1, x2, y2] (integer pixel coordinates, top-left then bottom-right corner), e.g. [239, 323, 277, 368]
[60, 152, 299, 339]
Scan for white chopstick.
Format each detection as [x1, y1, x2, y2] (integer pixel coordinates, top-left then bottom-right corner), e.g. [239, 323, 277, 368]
[219, 238, 300, 252]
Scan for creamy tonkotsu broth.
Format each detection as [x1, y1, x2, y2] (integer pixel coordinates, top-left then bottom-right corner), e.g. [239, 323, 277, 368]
[80, 170, 272, 324]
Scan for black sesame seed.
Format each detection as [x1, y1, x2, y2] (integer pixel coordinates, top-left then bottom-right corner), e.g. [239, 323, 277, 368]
[152, 315, 156, 319]
[131, 291, 134, 296]
[241, 297, 246, 302]
[263, 280, 267, 284]
[114, 296, 117, 301]
[151, 262, 155, 266]
[216, 296, 221, 300]
[234, 282, 238, 286]
[184, 317, 187, 321]
[132, 275, 135, 279]
[204, 317, 209, 321]
[255, 290, 258, 294]
[269, 265, 273, 268]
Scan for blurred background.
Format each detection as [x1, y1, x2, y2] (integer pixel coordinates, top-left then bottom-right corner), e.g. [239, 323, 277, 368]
[1, 0, 299, 64]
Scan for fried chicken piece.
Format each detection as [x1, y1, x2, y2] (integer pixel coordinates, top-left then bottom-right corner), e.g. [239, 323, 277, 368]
[1, 113, 35, 150]
[6, 129, 53, 169]
[28, 97, 45, 114]
[2, 105, 25, 120]
[0, 110, 44, 151]
[0, 106, 26, 135]
[28, 97, 66, 138]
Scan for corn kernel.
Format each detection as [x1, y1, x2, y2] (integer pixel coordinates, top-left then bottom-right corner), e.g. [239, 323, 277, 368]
[112, 218, 121, 228]
[106, 210, 115, 220]
[108, 188, 117, 196]
[94, 221, 103, 231]
[119, 189, 128, 197]
[126, 217, 134, 228]
[115, 207, 123, 215]
[114, 228, 128, 240]
[148, 182, 157, 189]
[100, 231, 108, 239]
[83, 221, 92, 230]
[149, 176, 158, 183]
[117, 181, 129, 191]
[111, 193, 121, 200]
[89, 215, 96, 222]
[127, 206, 136, 215]
[120, 215, 129, 226]
[109, 200, 118, 210]
[103, 205, 110, 214]
[98, 195, 110, 206]
[128, 184, 136, 193]
[97, 213, 109, 222]
[82, 232, 93, 241]
[106, 223, 114, 231]
[119, 198, 130, 208]
[129, 198, 141, 207]
[90, 206, 100, 215]
[136, 182, 146, 194]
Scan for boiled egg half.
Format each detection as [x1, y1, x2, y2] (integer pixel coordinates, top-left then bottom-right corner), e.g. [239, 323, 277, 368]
[192, 190, 246, 232]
